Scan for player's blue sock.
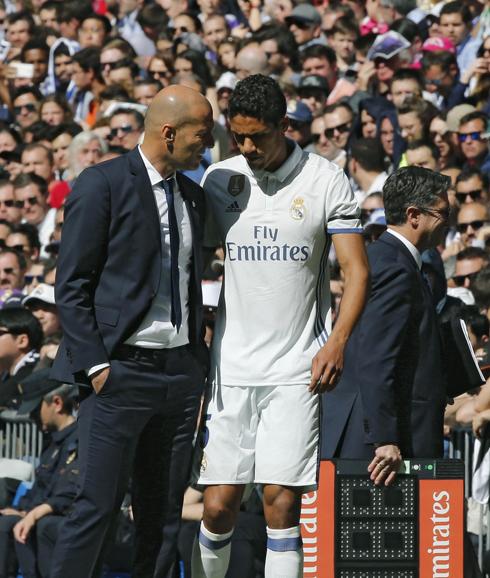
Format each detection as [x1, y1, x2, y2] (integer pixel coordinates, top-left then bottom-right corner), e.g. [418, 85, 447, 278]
[265, 526, 303, 578]
[191, 521, 233, 578]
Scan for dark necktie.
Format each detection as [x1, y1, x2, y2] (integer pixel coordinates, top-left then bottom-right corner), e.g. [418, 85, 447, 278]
[162, 178, 182, 331]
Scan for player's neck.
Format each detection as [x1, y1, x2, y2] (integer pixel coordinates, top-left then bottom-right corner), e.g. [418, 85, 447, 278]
[264, 138, 292, 173]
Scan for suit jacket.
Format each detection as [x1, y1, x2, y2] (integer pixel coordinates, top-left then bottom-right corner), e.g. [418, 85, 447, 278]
[322, 231, 447, 459]
[51, 148, 207, 384]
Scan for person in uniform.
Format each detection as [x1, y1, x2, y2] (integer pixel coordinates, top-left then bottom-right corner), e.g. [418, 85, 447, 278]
[192, 74, 369, 578]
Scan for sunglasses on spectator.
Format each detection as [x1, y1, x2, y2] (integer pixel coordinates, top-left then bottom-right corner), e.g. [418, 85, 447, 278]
[149, 69, 169, 79]
[324, 123, 351, 139]
[458, 132, 484, 143]
[456, 190, 483, 203]
[311, 133, 324, 144]
[452, 271, 479, 287]
[24, 274, 45, 284]
[429, 130, 447, 140]
[101, 60, 125, 70]
[456, 220, 489, 233]
[13, 103, 37, 115]
[7, 244, 28, 253]
[22, 196, 38, 207]
[0, 199, 23, 208]
[425, 77, 446, 87]
[109, 125, 135, 139]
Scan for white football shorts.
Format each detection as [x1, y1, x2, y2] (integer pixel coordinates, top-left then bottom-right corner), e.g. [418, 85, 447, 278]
[197, 383, 320, 490]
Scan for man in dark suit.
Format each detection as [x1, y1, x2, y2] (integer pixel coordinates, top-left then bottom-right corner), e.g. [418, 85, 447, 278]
[322, 167, 451, 486]
[50, 85, 214, 578]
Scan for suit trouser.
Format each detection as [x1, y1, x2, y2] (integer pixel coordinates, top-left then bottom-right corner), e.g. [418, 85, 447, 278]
[50, 346, 204, 578]
[0, 514, 20, 577]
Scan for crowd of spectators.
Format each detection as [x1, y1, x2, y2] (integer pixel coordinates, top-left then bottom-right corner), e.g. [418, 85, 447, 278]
[0, 0, 487, 575]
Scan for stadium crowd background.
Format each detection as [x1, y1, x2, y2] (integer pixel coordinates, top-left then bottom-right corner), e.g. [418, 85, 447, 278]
[0, 0, 489, 575]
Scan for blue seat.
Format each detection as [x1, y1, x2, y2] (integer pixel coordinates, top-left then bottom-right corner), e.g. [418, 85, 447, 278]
[12, 481, 33, 508]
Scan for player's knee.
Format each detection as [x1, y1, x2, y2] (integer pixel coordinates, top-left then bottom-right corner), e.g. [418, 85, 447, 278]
[203, 499, 238, 533]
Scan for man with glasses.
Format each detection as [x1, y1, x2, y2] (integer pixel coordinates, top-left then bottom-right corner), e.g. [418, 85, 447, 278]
[0, 248, 26, 291]
[456, 202, 490, 248]
[11, 86, 41, 132]
[13, 173, 55, 255]
[0, 180, 22, 225]
[323, 102, 353, 150]
[455, 169, 488, 205]
[285, 4, 323, 51]
[458, 111, 490, 176]
[109, 108, 144, 151]
[323, 167, 451, 484]
[452, 247, 489, 290]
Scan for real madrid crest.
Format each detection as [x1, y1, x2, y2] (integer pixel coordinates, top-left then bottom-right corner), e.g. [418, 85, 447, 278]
[228, 174, 245, 197]
[290, 197, 305, 220]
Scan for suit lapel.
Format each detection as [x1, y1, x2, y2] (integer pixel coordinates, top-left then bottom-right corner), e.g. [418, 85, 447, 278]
[128, 148, 161, 252]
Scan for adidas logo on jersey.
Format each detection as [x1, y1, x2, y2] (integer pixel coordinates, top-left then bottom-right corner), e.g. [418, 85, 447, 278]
[225, 201, 242, 213]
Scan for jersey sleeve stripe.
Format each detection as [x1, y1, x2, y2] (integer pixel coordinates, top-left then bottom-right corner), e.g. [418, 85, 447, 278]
[327, 215, 360, 222]
[327, 227, 364, 234]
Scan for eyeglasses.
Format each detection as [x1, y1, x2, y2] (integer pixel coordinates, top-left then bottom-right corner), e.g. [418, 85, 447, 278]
[109, 125, 135, 139]
[0, 199, 23, 208]
[24, 274, 45, 284]
[311, 133, 323, 144]
[7, 244, 28, 253]
[425, 76, 446, 87]
[458, 131, 484, 143]
[13, 103, 37, 115]
[101, 61, 121, 70]
[456, 220, 489, 233]
[149, 69, 169, 79]
[324, 122, 351, 139]
[22, 196, 38, 207]
[429, 130, 447, 140]
[455, 189, 483, 203]
[452, 271, 479, 287]
[420, 206, 451, 221]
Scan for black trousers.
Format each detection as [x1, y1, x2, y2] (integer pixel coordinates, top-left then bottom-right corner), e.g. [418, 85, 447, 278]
[50, 346, 204, 578]
[0, 514, 20, 578]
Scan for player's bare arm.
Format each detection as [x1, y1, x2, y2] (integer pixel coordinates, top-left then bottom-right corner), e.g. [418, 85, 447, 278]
[309, 233, 369, 393]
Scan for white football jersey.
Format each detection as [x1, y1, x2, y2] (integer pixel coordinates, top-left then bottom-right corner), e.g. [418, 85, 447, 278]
[203, 143, 362, 386]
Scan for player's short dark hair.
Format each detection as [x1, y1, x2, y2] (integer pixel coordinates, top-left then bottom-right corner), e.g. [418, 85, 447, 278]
[350, 138, 385, 172]
[383, 166, 450, 226]
[0, 307, 43, 351]
[229, 74, 286, 126]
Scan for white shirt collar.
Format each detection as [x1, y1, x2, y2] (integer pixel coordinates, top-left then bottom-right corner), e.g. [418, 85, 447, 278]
[386, 228, 422, 269]
[138, 145, 175, 187]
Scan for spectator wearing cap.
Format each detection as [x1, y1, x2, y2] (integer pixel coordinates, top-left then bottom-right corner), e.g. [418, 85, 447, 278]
[324, 16, 358, 73]
[235, 44, 269, 80]
[0, 307, 42, 409]
[24, 283, 61, 341]
[12, 87, 42, 133]
[405, 140, 438, 171]
[363, 207, 387, 243]
[455, 169, 488, 206]
[286, 99, 313, 148]
[285, 4, 324, 51]
[0, 373, 78, 578]
[378, 0, 417, 27]
[360, 0, 389, 36]
[361, 191, 384, 224]
[6, 223, 40, 268]
[297, 75, 329, 116]
[13, 173, 56, 255]
[0, 180, 22, 225]
[439, 2, 481, 77]
[458, 111, 490, 176]
[349, 138, 388, 203]
[323, 102, 354, 151]
[301, 45, 338, 92]
[0, 248, 26, 292]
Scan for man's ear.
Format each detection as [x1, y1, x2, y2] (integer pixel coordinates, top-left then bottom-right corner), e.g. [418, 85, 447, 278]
[406, 205, 422, 226]
[162, 124, 175, 143]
